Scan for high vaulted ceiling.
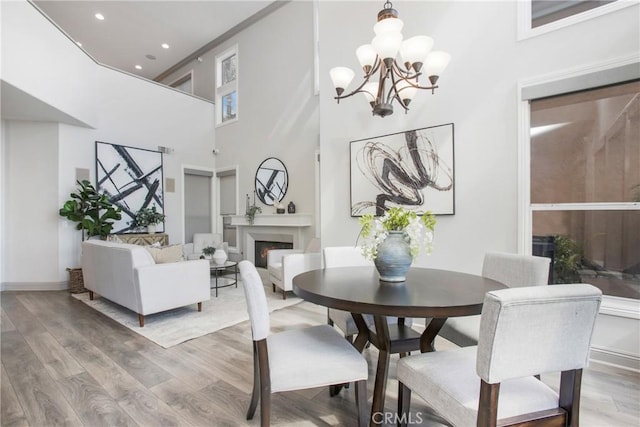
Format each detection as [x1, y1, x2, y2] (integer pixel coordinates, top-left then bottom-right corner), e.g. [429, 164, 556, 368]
[33, 1, 276, 81]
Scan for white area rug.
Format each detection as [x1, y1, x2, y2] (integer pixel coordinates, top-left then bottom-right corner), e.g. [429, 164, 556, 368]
[72, 275, 300, 348]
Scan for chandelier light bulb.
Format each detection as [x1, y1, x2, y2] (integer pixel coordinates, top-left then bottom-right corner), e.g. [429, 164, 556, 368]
[424, 51, 451, 80]
[361, 82, 379, 105]
[396, 79, 418, 105]
[329, 67, 355, 96]
[356, 44, 378, 72]
[373, 16, 404, 35]
[372, 32, 403, 63]
[400, 36, 434, 72]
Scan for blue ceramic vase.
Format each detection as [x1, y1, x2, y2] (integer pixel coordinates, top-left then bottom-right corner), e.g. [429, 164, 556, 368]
[374, 231, 412, 282]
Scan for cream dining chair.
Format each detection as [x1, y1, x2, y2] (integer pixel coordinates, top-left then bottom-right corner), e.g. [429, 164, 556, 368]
[438, 252, 551, 347]
[397, 283, 602, 427]
[238, 260, 369, 427]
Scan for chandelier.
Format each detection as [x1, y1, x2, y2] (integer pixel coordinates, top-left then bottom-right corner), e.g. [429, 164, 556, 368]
[329, 1, 451, 118]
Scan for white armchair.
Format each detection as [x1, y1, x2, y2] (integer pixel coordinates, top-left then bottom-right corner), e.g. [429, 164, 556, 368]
[183, 233, 229, 260]
[267, 238, 321, 299]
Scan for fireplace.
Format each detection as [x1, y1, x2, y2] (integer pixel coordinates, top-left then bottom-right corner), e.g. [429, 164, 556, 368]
[255, 241, 293, 268]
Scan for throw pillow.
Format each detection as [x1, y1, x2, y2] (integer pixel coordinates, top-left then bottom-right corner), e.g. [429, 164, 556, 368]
[145, 244, 184, 264]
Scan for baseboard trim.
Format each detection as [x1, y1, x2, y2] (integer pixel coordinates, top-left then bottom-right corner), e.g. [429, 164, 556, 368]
[590, 346, 640, 373]
[1, 282, 67, 292]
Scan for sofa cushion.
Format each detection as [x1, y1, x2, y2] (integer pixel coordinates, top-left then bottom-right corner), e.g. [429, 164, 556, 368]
[145, 244, 184, 264]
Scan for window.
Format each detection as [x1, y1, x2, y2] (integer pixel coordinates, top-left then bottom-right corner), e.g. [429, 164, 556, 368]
[169, 71, 193, 94]
[517, 0, 635, 40]
[215, 46, 238, 126]
[530, 81, 640, 299]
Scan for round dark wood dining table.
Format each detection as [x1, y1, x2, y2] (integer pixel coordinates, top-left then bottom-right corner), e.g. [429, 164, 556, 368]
[292, 266, 506, 425]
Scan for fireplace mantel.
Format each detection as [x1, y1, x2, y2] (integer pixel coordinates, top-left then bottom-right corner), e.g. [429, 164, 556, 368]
[229, 214, 312, 227]
[230, 214, 313, 264]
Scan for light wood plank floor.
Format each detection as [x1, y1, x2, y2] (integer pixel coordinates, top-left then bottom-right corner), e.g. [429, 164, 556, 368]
[1, 290, 639, 426]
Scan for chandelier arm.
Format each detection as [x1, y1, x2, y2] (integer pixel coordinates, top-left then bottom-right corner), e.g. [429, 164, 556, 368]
[333, 59, 382, 100]
[391, 61, 413, 78]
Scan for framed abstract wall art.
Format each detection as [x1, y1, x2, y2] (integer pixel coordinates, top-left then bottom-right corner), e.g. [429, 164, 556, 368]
[95, 141, 164, 233]
[350, 123, 454, 217]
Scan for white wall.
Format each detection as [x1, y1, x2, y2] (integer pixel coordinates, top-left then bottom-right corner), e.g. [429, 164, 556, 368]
[2, 0, 216, 289]
[4, 121, 60, 287]
[168, 1, 320, 252]
[0, 1, 97, 127]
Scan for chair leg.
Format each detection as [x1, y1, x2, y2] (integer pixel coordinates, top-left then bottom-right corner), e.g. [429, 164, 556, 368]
[256, 340, 271, 427]
[355, 379, 367, 427]
[398, 382, 411, 427]
[246, 342, 260, 420]
[560, 369, 583, 427]
[282, 290, 286, 300]
[272, 283, 276, 292]
[89, 291, 94, 300]
[327, 309, 334, 327]
[477, 380, 500, 427]
[138, 314, 144, 327]
[197, 302, 202, 312]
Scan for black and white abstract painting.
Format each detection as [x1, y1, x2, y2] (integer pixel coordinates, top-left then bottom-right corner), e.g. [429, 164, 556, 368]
[96, 141, 164, 233]
[255, 157, 288, 206]
[350, 124, 454, 217]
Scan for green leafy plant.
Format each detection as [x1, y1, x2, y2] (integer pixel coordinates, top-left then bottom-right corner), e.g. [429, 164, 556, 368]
[553, 234, 583, 284]
[245, 205, 262, 225]
[359, 206, 436, 261]
[202, 246, 216, 256]
[131, 205, 165, 228]
[59, 180, 122, 241]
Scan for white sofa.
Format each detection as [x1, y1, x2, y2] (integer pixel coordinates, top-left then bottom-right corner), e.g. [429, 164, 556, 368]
[82, 240, 211, 327]
[182, 233, 229, 260]
[267, 238, 321, 299]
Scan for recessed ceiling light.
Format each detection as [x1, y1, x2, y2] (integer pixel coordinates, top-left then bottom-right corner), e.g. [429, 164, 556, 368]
[161, 43, 170, 49]
[94, 13, 105, 20]
[135, 65, 142, 70]
[76, 41, 82, 47]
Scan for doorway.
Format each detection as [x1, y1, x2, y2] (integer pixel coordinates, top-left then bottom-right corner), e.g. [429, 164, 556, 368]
[184, 168, 213, 243]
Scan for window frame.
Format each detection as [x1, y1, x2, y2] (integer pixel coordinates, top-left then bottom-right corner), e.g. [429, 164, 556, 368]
[517, 0, 636, 41]
[517, 55, 640, 319]
[215, 45, 238, 127]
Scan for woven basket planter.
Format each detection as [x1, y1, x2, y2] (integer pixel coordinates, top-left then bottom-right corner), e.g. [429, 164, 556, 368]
[67, 268, 87, 293]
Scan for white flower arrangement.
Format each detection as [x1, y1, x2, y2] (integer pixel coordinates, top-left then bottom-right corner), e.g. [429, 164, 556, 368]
[359, 206, 436, 261]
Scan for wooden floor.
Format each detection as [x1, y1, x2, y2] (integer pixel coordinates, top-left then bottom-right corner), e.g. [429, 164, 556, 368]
[1, 290, 639, 427]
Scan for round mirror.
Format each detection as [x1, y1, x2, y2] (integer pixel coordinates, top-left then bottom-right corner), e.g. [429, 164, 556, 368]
[255, 157, 288, 206]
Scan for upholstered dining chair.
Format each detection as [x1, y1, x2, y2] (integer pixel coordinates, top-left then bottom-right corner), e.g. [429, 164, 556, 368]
[438, 252, 551, 347]
[397, 283, 602, 427]
[324, 246, 375, 341]
[238, 261, 369, 427]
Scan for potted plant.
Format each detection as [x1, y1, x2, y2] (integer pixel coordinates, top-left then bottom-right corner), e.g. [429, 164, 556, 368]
[359, 206, 436, 282]
[59, 179, 122, 293]
[245, 204, 262, 225]
[59, 180, 122, 241]
[201, 246, 216, 260]
[132, 205, 165, 233]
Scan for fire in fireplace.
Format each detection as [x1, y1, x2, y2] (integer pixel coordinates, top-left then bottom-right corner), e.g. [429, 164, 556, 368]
[255, 241, 293, 268]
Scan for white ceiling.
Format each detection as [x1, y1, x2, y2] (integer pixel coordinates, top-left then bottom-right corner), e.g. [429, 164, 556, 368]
[32, 1, 276, 80]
